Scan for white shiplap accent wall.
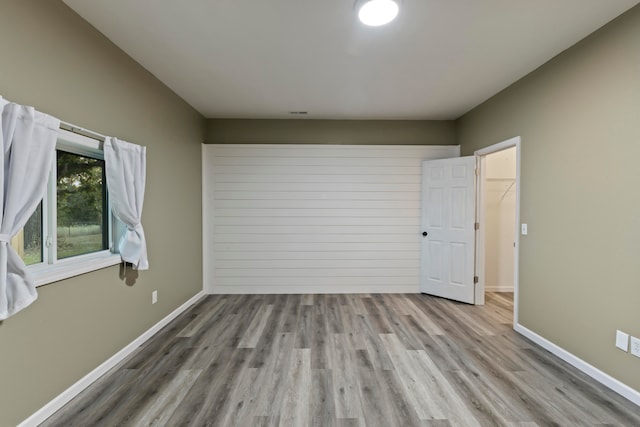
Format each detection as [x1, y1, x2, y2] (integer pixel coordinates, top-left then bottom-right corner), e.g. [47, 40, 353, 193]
[203, 144, 459, 294]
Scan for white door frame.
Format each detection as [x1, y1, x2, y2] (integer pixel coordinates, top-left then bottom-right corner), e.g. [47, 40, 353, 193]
[474, 136, 521, 326]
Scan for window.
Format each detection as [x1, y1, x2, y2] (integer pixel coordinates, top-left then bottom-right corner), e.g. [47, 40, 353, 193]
[10, 128, 121, 285]
[56, 151, 108, 259]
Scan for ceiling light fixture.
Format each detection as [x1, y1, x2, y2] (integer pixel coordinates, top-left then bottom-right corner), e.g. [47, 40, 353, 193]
[358, 0, 399, 27]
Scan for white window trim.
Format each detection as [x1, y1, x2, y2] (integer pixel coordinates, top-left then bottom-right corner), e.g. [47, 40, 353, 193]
[32, 251, 121, 287]
[28, 128, 122, 287]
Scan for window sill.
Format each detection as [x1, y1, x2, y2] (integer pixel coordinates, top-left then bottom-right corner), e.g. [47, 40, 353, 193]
[30, 251, 122, 287]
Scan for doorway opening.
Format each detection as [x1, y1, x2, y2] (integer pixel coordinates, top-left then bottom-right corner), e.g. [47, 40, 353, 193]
[475, 137, 521, 326]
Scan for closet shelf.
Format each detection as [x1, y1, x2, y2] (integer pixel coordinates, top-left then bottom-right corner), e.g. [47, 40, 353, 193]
[486, 177, 515, 181]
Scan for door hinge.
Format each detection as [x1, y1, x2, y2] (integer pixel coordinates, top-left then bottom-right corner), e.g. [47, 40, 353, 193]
[474, 222, 480, 230]
[475, 168, 479, 176]
[473, 276, 479, 284]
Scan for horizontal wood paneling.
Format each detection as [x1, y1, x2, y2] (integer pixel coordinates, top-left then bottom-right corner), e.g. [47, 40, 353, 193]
[213, 165, 421, 175]
[215, 174, 419, 184]
[204, 144, 459, 293]
[215, 268, 420, 278]
[215, 182, 422, 192]
[214, 217, 421, 226]
[214, 251, 419, 260]
[213, 243, 420, 252]
[214, 276, 419, 287]
[214, 200, 420, 209]
[214, 191, 418, 200]
[214, 208, 421, 218]
[216, 259, 419, 269]
[211, 156, 424, 167]
[214, 225, 418, 234]
[214, 234, 418, 244]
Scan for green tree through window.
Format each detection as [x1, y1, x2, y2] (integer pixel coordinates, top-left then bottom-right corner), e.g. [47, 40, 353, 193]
[56, 151, 108, 259]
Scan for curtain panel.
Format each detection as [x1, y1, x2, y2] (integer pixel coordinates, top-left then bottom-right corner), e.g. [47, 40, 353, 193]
[104, 137, 148, 270]
[0, 97, 59, 320]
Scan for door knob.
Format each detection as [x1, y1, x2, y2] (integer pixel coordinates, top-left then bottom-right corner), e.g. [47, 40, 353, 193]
[422, 231, 428, 236]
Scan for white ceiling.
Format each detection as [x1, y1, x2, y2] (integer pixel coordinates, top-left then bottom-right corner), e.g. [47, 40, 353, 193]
[63, 0, 639, 120]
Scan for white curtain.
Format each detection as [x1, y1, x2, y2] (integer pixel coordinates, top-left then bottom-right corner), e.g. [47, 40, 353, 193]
[0, 98, 59, 320]
[104, 137, 148, 270]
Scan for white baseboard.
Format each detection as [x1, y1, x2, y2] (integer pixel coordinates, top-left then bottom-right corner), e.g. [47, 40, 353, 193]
[207, 285, 418, 294]
[485, 285, 514, 292]
[514, 323, 640, 407]
[18, 291, 206, 427]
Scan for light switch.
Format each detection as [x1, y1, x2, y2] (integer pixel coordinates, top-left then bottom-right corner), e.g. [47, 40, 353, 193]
[616, 330, 629, 352]
[521, 224, 528, 235]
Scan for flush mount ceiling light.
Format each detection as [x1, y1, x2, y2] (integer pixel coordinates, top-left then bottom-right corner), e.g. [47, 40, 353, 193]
[358, 0, 399, 26]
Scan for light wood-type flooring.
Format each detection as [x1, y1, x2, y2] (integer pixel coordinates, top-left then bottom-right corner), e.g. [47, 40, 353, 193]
[42, 293, 640, 426]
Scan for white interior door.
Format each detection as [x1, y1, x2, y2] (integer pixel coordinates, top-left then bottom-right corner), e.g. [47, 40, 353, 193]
[420, 157, 476, 304]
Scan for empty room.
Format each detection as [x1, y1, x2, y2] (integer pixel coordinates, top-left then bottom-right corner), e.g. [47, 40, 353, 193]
[1, 0, 640, 425]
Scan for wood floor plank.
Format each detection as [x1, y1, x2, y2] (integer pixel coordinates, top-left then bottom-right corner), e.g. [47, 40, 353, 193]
[446, 302, 500, 337]
[403, 315, 462, 371]
[464, 348, 558, 424]
[331, 334, 365, 420]
[326, 296, 345, 334]
[378, 368, 422, 427]
[280, 294, 301, 333]
[251, 332, 296, 417]
[91, 340, 201, 425]
[377, 295, 424, 350]
[355, 367, 395, 427]
[345, 294, 368, 316]
[43, 293, 640, 426]
[126, 369, 202, 426]
[254, 415, 280, 427]
[421, 420, 453, 427]
[439, 368, 515, 427]
[219, 367, 261, 426]
[278, 348, 312, 427]
[310, 369, 336, 427]
[399, 295, 445, 336]
[250, 301, 289, 369]
[162, 345, 241, 426]
[41, 369, 139, 427]
[176, 297, 228, 338]
[521, 345, 640, 425]
[336, 418, 365, 427]
[361, 296, 394, 334]
[379, 333, 446, 420]
[294, 304, 312, 349]
[238, 304, 274, 348]
[412, 350, 486, 427]
[357, 313, 394, 370]
[311, 296, 332, 369]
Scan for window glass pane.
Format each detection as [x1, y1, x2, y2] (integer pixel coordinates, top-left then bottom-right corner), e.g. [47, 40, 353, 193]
[10, 203, 43, 265]
[57, 151, 108, 259]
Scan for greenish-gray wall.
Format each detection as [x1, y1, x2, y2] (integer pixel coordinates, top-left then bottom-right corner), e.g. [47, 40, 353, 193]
[457, 5, 640, 392]
[206, 119, 457, 145]
[0, 1, 204, 425]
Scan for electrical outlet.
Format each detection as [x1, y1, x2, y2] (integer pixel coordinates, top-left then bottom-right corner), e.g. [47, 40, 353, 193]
[521, 223, 528, 235]
[630, 336, 640, 358]
[152, 290, 158, 305]
[616, 330, 629, 352]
